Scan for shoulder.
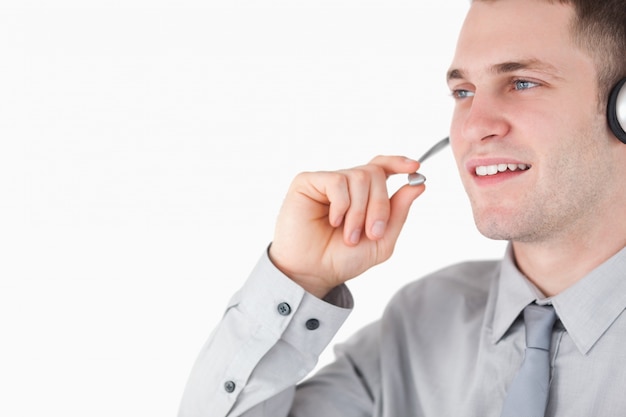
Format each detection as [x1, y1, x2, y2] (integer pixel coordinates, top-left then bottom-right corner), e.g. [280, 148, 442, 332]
[328, 261, 501, 385]
[398, 259, 499, 299]
[385, 260, 501, 320]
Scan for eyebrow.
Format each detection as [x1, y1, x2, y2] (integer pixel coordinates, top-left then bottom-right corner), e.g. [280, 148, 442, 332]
[446, 59, 561, 82]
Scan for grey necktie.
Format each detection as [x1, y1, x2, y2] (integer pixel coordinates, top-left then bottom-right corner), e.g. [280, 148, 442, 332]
[500, 304, 557, 417]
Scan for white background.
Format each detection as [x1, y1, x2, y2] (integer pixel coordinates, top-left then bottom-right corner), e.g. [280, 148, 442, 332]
[0, 1, 507, 416]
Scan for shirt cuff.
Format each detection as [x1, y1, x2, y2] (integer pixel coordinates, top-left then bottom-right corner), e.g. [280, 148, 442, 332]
[232, 247, 354, 352]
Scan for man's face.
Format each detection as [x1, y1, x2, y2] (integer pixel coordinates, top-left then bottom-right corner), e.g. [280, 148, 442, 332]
[448, 0, 618, 243]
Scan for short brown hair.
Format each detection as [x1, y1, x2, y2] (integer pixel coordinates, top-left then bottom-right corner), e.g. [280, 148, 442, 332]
[474, 0, 626, 102]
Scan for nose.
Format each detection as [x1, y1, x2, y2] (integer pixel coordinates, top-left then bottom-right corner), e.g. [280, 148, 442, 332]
[457, 91, 510, 144]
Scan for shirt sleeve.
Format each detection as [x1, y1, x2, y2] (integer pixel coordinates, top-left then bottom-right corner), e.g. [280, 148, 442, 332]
[177, 247, 353, 417]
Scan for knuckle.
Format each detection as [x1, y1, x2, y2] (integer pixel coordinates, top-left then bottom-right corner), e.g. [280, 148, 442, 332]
[348, 168, 370, 186]
[365, 162, 387, 178]
[327, 171, 348, 189]
[347, 205, 367, 219]
[371, 202, 390, 219]
[292, 170, 313, 184]
[369, 154, 386, 164]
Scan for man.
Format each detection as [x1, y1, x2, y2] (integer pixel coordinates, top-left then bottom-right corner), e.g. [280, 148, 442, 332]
[179, 0, 626, 415]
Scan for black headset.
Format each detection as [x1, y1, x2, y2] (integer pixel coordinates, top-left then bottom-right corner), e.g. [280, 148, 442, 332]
[607, 77, 626, 144]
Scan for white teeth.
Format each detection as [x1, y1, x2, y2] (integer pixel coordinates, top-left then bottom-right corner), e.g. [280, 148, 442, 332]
[475, 163, 530, 176]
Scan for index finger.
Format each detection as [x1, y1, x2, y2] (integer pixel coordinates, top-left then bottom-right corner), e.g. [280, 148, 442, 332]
[368, 155, 421, 178]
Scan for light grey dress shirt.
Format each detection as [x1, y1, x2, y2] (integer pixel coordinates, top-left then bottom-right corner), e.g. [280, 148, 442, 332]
[178, 245, 626, 417]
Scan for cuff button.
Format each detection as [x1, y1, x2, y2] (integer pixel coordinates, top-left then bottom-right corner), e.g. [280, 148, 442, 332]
[277, 302, 292, 316]
[305, 318, 320, 330]
[224, 380, 236, 393]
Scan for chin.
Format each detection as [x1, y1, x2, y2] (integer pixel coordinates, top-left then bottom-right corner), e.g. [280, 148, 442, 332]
[475, 224, 513, 241]
[472, 208, 522, 241]
[474, 216, 548, 243]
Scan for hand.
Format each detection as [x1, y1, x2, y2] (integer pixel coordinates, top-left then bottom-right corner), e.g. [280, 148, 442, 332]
[269, 155, 425, 298]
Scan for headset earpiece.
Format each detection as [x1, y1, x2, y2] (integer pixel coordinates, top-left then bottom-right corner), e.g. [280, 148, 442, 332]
[607, 77, 626, 144]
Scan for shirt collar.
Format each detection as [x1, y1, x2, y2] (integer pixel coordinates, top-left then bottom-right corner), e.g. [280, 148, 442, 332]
[492, 243, 626, 355]
[551, 246, 626, 354]
[492, 244, 537, 344]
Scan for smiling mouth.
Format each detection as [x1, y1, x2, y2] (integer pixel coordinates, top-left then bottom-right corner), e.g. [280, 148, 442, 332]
[475, 163, 531, 176]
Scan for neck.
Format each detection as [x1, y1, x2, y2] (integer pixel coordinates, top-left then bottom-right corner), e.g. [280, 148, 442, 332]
[512, 222, 626, 297]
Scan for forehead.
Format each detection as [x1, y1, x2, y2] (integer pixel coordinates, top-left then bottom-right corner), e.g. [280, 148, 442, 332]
[449, 0, 581, 80]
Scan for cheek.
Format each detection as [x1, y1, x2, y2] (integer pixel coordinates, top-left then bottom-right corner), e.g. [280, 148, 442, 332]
[449, 135, 469, 178]
[449, 107, 466, 138]
[449, 110, 468, 160]
[539, 119, 611, 193]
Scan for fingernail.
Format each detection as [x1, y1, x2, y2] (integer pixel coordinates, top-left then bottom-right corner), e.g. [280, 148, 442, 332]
[350, 229, 361, 244]
[371, 221, 386, 238]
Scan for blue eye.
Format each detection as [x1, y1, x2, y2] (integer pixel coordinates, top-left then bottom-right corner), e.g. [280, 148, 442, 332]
[451, 89, 475, 99]
[514, 80, 539, 90]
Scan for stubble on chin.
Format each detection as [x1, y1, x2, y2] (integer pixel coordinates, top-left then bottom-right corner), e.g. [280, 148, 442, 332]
[470, 203, 553, 243]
